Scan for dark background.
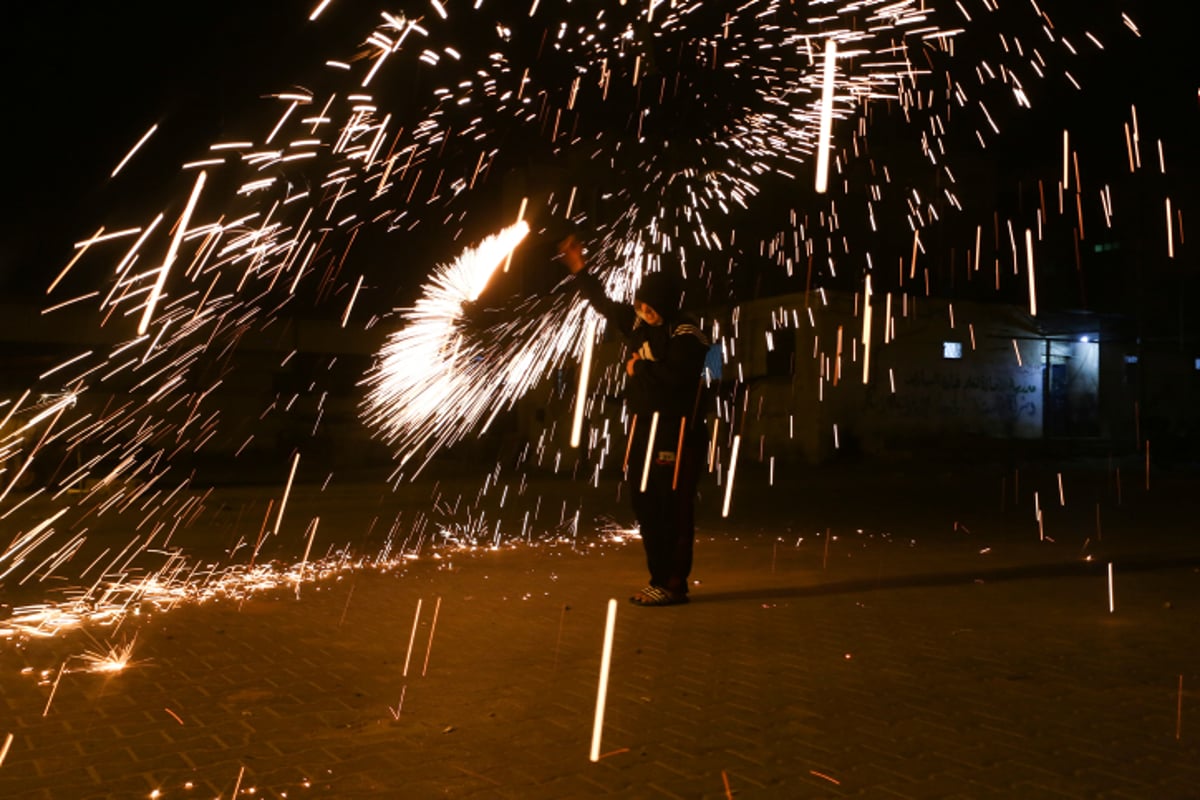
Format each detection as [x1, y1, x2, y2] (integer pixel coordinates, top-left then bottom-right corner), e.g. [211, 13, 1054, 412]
[1, 2, 1195, 310]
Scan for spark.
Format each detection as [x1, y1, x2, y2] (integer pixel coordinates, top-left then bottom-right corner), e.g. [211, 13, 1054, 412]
[308, 0, 335, 22]
[815, 39, 839, 194]
[422, 595, 441, 676]
[403, 597, 423, 677]
[111, 124, 159, 178]
[274, 452, 301, 537]
[589, 598, 618, 763]
[1024, 229, 1037, 317]
[1107, 562, 1115, 613]
[138, 170, 207, 336]
[77, 636, 138, 673]
[639, 411, 659, 493]
[570, 317, 598, 448]
[722, 434, 741, 518]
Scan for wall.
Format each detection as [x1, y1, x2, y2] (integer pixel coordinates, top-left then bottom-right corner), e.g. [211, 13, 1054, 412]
[732, 291, 1046, 463]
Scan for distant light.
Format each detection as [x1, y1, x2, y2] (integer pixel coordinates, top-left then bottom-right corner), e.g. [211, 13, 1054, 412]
[1124, 355, 1139, 365]
[1079, 336, 1090, 343]
[943, 342, 963, 360]
[1195, 358, 1200, 371]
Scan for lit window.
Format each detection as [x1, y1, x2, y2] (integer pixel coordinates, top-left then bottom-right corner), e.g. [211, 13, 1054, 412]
[1124, 355, 1139, 365]
[943, 342, 963, 360]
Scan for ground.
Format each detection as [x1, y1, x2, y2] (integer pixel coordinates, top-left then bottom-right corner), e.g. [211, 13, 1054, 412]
[1, 454, 1199, 798]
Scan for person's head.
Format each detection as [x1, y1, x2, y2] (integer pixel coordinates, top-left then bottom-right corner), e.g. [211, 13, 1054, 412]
[633, 271, 681, 327]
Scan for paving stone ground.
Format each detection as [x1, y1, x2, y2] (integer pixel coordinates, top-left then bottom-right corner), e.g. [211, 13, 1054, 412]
[2, 458, 1199, 798]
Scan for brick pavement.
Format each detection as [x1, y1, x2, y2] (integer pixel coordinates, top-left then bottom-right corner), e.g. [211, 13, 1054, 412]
[2, 461, 1200, 798]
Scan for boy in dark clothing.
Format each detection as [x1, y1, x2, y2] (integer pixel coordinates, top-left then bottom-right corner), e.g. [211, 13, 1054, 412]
[557, 235, 710, 606]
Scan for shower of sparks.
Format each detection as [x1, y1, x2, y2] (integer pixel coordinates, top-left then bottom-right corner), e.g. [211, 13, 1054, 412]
[77, 636, 139, 673]
[0, 0, 1170, 649]
[362, 220, 546, 474]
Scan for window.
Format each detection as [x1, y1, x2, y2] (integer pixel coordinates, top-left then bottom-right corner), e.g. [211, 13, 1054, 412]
[942, 341, 963, 360]
[703, 343, 723, 382]
[765, 330, 796, 377]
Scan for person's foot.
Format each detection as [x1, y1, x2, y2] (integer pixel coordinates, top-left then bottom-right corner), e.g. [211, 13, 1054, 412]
[629, 586, 688, 606]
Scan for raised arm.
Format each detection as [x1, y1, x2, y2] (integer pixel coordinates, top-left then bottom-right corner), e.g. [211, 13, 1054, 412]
[557, 235, 637, 339]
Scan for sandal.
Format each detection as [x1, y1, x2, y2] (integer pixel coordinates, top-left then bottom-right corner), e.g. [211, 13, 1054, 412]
[629, 586, 688, 606]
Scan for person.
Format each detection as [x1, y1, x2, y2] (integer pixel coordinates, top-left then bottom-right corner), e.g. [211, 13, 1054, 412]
[557, 234, 710, 606]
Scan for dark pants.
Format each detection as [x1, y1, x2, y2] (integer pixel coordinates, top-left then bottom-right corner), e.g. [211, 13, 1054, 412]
[629, 429, 704, 594]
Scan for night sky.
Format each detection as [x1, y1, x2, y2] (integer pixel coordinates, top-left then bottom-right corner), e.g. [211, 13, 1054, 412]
[1, 1, 1195, 310]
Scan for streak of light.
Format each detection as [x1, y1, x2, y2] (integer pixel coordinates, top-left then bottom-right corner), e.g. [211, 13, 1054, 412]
[47, 226, 104, 294]
[273, 452, 301, 537]
[861, 275, 873, 384]
[403, 597, 423, 677]
[341, 274, 365, 327]
[639, 412, 659, 493]
[309, 0, 335, 21]
[0, 732, 11, 767]
[1107, 562, 1114, 613]
[814, 39, 839, 194]
[570, 317, 597, 448]
[296, 517, 318, 597]
[42, 661, 67, 717]
[138, 171, 207, 336]
[589, 598, 617, 763]
[810, 770, 842, 785]
[422, 596, 441, 676]
[1166, 198, 1174, 258]
[1024, 228, 1037, 316]
[111, 124, 158, 178]
[722, 434, 741, 518]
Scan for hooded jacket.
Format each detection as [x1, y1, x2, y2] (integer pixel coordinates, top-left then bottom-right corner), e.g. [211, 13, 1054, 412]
[571, 268, 711, 441]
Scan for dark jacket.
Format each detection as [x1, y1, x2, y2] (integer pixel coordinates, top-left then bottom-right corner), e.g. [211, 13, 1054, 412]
[572, 270, 711, 446]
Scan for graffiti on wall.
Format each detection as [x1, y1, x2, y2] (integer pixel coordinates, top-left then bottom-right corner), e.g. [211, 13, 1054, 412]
[864, 366, 1042, 438]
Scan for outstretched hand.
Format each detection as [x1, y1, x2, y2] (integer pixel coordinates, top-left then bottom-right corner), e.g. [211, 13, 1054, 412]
[557, 234, 586, 274]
